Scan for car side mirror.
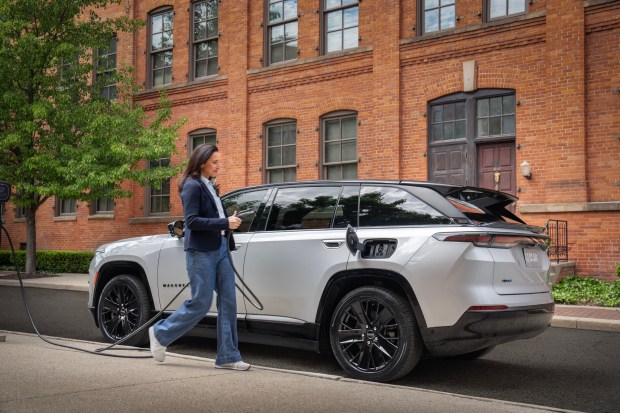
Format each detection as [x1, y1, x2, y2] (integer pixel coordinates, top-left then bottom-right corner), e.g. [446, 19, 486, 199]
[168, 220, 185, 238]
[346, 225, 364, 255]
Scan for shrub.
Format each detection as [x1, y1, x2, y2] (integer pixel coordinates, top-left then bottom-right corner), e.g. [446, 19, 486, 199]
[0, 250, 94, 274]
[552, 275, 620, 307]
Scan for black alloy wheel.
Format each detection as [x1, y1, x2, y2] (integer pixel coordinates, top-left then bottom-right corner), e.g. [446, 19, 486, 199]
[97, 275, 151, 346]
[329, 286, 423, 382]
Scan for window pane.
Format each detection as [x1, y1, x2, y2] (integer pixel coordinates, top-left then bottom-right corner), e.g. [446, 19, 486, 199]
[327, 10, 342, 31]
[342, 141, 357, 161]
[489, 117, 501, 135]
[266, 186, 341, 231]
[343, 7, 358, 28]
[162, 32, 173, 49]
[285, 22, 298, 40]
[326, 165, 341, 179]
[271, 44, 284, 63]
[325, 119, 341, 141]
[342, 163, 357, 179]
[284, 0, 297, 20]
[284, 167, 296, 182]
[502, 115, 516, 134]
[206, 19, 218, 38]
[152, 33, 162, 51]
[359, 186, 450, 227]
[343, 27, 358, 50]
[441, 5, 455, 29]
[269, 2, 283, 23]
[271, 25, 284, 42]
[194, 21, 206, 41]
[196, 43, 208, 60]
[426, 0, 439, 9]
[443, 122, 454, 140]
[285, 40, 298, 60]
[152, 14, 162, 31]
[508, 0, 526, 14]
[503, 95, 515, 114]
[342, 0, 358, 5]
[282, 145, 296, 165]
[477, 118, 488, 136]
[432, 124, 443, 141]
[268, 126, 282, 146]
[443, 103, 454, 121]
[326, 142, 341, 163]
[455, 120, 466, 138]
[432, 106, 442, 123]
[489, 97, 502, 116]
[442, 0, 455, 5]
[326, 0, 341, 10]
[163, 12, 173, 31]
[425, 9, 439, 33]
[207, 58, 218, 75]
[269, 169, 284, 183]
[195, 2, 206, 21]
[477, 99, 489, 117]
[341, 117, 357, 139]
[164, 67, 172, 84]
[207, 0, 218, 18]
[208, 40, 218, 57]
[195, 60, 207, 77]
[490, 0, 506, 18]
[327, 31, 342, 52]
[282, 124, 296, 145]
[455, 101, 466, 119]
[153, 69, 164, 86]
[268, 147, 282, 167]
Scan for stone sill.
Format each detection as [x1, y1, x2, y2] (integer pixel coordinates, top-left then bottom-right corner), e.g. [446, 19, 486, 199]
[520, 201, 620, 213]
[129, 216, 183, 225]
[88, 214, 115, 220]
[53, 216, 77, 222]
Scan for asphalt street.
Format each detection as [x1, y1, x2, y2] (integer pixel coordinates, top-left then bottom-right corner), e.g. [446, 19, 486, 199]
[1, 286, 619, 413]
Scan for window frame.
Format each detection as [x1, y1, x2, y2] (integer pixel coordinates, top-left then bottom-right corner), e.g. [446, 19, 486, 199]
[416, 0, 457, 36]
[56, 198, 77, 217]
[95, 36, 117, 100]
[320, 0, 359, 55]
[321, 111, 358, 180]
[264, 0, 299, 65]
[146, 158, 171, 216]
[483, 0, 528, 22]
[188, 128, 217, 155]
[148, 7, 174, 89]
[264, 119, 297, 184]
[191, 0, 219, 80]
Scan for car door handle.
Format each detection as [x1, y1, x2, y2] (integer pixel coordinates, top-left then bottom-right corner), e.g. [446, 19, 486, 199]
[322, 240, 344, 249]
[234, 243, 244, 251]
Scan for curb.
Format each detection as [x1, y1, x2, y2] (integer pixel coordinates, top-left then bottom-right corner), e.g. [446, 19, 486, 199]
[551, 316, 620, 333]
[0, 278, 88, 292]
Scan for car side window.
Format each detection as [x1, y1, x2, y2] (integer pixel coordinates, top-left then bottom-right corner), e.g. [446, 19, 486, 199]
[333, 185, 360, 228]
[265, 186, 341, 231]
[223, 189, 268, 233]
[359, 186, 451, 227]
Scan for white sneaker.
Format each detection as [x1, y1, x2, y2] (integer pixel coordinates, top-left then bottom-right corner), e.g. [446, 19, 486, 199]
[214, 361, 251, 371]
[148, 327, 166, 362]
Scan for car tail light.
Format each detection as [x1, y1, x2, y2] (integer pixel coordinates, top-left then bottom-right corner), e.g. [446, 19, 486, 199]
[433, 232, 549, 250]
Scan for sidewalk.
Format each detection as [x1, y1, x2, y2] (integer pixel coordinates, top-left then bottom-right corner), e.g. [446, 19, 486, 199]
[1, 272, 619, 333]
[0, 331, 583, 413]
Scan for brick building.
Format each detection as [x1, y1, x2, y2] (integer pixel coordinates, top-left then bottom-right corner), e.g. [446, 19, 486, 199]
[1, 0, 619, 277]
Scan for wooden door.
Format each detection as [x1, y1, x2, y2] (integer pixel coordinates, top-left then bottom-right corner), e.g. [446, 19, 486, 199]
[428, 143, 466, 186]
[477, 142, 516, 195]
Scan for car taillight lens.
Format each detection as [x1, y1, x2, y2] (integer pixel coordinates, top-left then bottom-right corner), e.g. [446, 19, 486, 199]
[433, 232, 549, 250]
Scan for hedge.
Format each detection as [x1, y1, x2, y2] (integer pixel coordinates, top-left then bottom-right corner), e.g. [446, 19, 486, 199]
[0, 250, 94, 274]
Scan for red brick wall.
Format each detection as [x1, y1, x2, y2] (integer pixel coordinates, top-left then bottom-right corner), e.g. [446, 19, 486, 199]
[1, 0, 618, 278]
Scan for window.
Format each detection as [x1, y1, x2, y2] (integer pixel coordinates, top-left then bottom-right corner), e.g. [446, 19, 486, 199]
[223, 189, 268, 233]
[57, 199, 77, 216]
[148, 158, 170, 214]
[333, 185, 359, 228]
[96, 37, 117, 100]
[323, 0, 358, 53]
[150, 8, 173, 87]
[322, 112, 358, 179]
[430, 101, 466, 141]
[421, 0, 456, 34]
[93, 195, 114, 214]
[476, 95, 516, 137]
[266, 0, 298, 64]
[487, 0, 526, 20]
[266, 186, 341, 231]
[193, 0, 218, 78]
[15, 205, 26, 219]
[359, 186, 451, 227]
[265, 120, 296, 183]
[189, 128, 217, 153]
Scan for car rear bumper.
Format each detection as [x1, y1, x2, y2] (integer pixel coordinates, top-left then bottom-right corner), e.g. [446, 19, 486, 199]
[420, 303, 555, 357]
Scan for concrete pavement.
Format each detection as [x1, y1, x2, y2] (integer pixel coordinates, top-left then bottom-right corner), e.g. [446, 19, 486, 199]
[0, 331, 583, 413]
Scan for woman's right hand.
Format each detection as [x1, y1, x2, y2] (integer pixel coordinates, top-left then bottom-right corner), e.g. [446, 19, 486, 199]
[228, 211, 242, 230]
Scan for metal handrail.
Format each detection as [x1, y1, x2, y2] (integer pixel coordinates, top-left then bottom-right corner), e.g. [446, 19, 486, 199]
[545, 219, 568, 263]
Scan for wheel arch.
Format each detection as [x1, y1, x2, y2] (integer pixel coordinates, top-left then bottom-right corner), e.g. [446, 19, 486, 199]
[315, 269, 427, 354]
[93, 261, 155, 326]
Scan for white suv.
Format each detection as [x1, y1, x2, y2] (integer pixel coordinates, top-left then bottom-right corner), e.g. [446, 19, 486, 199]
[88, 180, 554, 382]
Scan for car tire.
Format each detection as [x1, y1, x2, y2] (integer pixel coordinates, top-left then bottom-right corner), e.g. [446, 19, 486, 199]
[97, 274, 151, 346]
[448, 346, 496, 360]
[329, 286, 423, 382]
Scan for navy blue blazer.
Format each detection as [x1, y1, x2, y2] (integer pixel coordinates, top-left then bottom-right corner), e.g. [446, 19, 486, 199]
[180, 178, 233, 252]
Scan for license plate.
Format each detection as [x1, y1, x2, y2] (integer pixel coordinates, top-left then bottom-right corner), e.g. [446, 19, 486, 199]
[523, 248, 540, 268]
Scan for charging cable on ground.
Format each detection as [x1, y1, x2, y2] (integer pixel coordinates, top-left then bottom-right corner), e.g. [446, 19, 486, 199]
[1, 219, 262, 358]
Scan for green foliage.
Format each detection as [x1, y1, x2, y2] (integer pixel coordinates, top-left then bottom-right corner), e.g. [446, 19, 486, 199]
[0, 250, 94, 274]
[616, 264, 620, 278]
[552, 276, 620, 307]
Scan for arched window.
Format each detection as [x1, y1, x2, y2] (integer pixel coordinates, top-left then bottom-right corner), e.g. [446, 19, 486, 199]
[188, 128, 217, 154]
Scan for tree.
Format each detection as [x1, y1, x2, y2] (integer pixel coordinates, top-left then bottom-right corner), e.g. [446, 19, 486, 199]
[0, 0, 184, 274]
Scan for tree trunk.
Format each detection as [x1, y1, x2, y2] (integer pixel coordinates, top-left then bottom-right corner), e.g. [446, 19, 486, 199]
[25, 207, 37, 275]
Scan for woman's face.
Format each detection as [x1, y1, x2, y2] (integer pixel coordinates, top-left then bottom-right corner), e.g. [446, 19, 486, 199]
[200, 151, 221, 178]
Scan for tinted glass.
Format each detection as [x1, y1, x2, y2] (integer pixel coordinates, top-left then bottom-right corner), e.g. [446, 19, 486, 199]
[333, 186, 359, 228]
[359, 186, 451, 227]
[266, 187, 341, 231]
[223, 190, 268, 233]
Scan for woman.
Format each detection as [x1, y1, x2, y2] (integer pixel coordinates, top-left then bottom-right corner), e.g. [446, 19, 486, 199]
[149, 144, 249, 371]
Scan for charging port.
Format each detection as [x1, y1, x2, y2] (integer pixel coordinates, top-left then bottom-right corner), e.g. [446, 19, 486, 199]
[361, 240, 397, 259]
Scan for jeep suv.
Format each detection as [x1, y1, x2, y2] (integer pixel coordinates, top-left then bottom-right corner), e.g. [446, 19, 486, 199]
[88, 180, 554, 382]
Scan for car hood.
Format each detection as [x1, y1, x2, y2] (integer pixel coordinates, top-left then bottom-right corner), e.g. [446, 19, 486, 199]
[96, 234, 170, 256]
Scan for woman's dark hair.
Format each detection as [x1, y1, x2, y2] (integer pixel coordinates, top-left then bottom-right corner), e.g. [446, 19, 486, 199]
[178, 144, 219, 193]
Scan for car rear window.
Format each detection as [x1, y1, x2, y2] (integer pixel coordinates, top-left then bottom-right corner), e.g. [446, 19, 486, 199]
[359, 186, 452, 227]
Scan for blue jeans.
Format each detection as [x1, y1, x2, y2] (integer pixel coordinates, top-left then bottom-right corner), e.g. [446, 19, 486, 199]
[152, 236, 242, 365]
